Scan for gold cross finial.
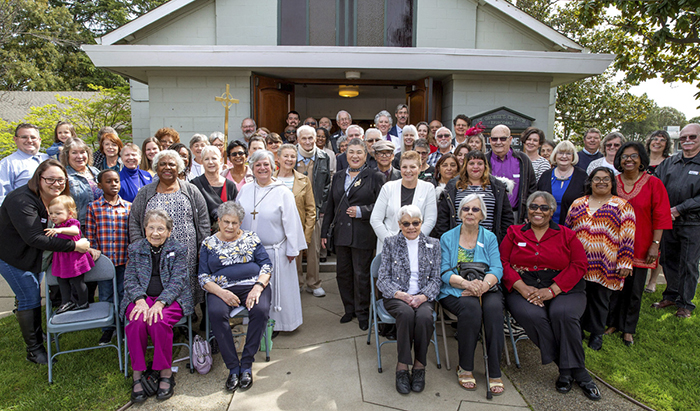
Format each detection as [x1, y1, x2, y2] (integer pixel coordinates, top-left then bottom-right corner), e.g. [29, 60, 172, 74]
[214, 84, 240, 148]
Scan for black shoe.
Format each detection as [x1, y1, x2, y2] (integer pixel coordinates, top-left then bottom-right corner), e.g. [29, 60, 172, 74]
[74, 302, 89, 310]
[319, 257, 327, 262]
[55, 301, 77, 315]
[588, 334, 603, 351]
[555, 375, 573, 393]
[395, 370, 411, 394]
[622, 333, 634, 347]
[578, 380, 601, 401]
[98, 330, 114, 346]
[271, 331, 280, 339]
[131, 380, 148, 403]
[226, 372, 240, 391]
[26, 347, 49, 365]
[358, 319, 369, 331]
[411, 368, 425, 392]
[239, 370, 253, 390]
[340, 313, 353, 323]
[156, 376, 175, 400]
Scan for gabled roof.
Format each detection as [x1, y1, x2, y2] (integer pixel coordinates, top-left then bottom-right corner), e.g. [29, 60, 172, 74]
[0, 91, 99, 123]
[98, 0, 583, 51]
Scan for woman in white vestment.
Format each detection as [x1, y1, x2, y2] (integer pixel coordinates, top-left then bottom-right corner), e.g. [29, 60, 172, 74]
[237, 150, 307, 332]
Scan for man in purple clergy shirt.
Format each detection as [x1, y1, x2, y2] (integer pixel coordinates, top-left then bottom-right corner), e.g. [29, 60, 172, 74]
[486, 124, 537, 224]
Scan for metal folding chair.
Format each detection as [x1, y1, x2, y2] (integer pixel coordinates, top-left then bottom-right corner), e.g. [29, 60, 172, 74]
[504, 309, 529, 368]
[123, 314, 194, 377]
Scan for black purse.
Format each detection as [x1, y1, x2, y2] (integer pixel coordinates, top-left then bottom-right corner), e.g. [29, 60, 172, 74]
[458, 262, 498, 293]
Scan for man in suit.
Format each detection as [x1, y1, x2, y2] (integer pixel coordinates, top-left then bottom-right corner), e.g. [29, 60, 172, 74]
[373, 140, 401, 182]
[486, 124, 537, 224]
[388, 104, 409, 151]
[329, 110, 352, 153]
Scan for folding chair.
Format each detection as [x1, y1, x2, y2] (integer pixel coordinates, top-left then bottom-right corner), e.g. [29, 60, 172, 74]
[204, 295, 272, 362]
[504, 309, 529, 368]
[45, 256, 123, 383]
[366, 253, 441, 373]
[123, 314, 194, 377]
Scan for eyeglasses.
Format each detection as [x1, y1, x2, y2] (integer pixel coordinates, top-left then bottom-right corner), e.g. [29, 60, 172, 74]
[366, 138, 379, 143]
[146, 226, 168, 234]
[620, 154, 639, 161]
[41, 177, 65, 185]
[376, 151, 393, 157]
[528, 204, 551, 212]
[651, 137, 666, 143]
[436, 134, 451, 139]
[401, 221, 421, 228]
[557, 152, 572, 157]
[285, 130, 296, 135]
[416, 151, 429, 156]
[304, 122, 318, 126]
[592, 176, 612, 183]
[605, 143, 621, 148]
[220, 219, 239, 227]
[461, 206, 481, 213]
[229, 151, 245, 157]
[679, 134, 698, 142]
[490, 136, 508, 142]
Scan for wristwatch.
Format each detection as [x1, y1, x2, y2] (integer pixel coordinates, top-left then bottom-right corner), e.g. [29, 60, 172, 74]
[254, 281, 267, 289]
[652, 240, 660, 245]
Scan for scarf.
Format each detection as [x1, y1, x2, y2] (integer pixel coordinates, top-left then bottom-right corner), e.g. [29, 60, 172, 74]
[297, 144, 318, 159]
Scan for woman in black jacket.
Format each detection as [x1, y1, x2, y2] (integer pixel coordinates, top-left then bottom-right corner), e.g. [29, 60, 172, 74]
[536, 141, 587, 225]
[0, 160, 91, 364]
[433, 151, 513, 242]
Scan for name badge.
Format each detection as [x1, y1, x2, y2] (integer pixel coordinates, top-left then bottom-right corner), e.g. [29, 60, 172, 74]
[513, 174, 520, 178]
[690, 170, 699, 175]
[116, 209, 126, 213]
[426, 243, 434, 249]
[41, 218, 47, 223]
[167, 252, 175, 258]
[518, 242, 527, 247]
[477, 241, 484, 248]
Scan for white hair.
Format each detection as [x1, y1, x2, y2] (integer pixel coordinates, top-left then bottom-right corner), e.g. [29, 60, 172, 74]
[336, 110, 351, 122]
[296, 125, 317, 139]
[458, 193, 488, 222]
[397, 204, 422, 222]
[152, 149, 186, 174]
[200, 145, 221, 161]
[346, 124, 364, 137]
[248, 149, 275, 167]
[374, 110, 393, 127]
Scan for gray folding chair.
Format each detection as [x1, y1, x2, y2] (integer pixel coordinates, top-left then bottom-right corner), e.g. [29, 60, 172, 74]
[504, 309, 529, 368]
[366, 253, 441, 373]
[45, 256, 122, 383]
[123, 314, 194, 377]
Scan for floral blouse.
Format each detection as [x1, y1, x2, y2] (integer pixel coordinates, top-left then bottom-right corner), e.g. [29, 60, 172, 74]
[198, 230, 272, 289]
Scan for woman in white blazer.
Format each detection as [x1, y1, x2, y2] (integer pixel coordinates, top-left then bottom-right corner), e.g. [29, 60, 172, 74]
[371, 151, 437, 253]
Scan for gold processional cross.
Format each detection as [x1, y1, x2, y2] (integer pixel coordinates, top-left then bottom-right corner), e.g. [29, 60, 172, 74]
[214, 84, 239, 149]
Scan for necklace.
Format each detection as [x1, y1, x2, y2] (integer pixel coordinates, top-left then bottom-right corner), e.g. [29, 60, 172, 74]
[251, 184, 275, 220]
[348, 166, 363, 172]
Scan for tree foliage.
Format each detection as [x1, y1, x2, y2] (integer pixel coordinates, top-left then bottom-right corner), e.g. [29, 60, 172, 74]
[619, 105, 687, 142]
[0, 85, 131, 158]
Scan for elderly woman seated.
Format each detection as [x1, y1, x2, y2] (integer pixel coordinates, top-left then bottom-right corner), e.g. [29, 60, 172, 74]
[199, 202, 272, 392]
[438, 193, 505, 395]
[500, 191, 601, 400]
[376, 205, 441, 395]
[122, 209, 193, 403]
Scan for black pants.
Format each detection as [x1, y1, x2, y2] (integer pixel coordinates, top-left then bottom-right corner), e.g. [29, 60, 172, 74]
[506, 290, 586, 370]
[56, 275, 88, 306]
[383, 299, 434, 366]
[661, 224, 700, 311]
[440, 292, 503, 378]
[608, 266, 647, 334]
[582, 281, 613, 335]
[335, 246, 373, 321]
[207, 285, 271, 372]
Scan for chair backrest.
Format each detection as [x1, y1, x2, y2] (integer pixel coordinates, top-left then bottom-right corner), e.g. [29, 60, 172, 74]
[369, 253, 382, 300]
[45, 255, 115, 286]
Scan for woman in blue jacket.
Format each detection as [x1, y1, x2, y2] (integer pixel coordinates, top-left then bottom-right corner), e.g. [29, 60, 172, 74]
[439, 193, 505, 395]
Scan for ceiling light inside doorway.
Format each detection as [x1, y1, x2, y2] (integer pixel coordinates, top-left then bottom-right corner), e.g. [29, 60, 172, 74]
[339, 85, 359, 98]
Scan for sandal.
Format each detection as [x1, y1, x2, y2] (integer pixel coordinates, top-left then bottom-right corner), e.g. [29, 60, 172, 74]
[457, 366, 476, 391]
[489, 378, 505, 396]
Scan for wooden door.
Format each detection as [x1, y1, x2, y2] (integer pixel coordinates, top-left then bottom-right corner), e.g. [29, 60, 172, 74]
[406, 77, 442, 125]
[252, 74, 295, 134]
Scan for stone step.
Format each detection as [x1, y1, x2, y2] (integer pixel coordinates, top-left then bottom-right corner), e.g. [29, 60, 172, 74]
[301, 255, 336, 272]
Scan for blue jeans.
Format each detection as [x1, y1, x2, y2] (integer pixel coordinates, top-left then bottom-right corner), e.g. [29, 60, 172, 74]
[0, 258, 43, 311]
[98, 264, 125, 331]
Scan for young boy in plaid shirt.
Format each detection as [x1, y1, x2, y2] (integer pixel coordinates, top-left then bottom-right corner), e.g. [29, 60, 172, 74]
[85, 169, 132, 345]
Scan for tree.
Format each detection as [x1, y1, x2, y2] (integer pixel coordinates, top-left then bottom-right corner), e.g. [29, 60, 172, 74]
[689, 116, 700, 125]
[577, 0, 700, 101]
[619, 105, 687, 142]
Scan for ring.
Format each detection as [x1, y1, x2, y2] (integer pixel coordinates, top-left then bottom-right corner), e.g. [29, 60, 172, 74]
[537, 296, 541, 299]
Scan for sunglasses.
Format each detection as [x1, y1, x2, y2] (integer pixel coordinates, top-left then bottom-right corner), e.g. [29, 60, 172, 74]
[366, 138, 379, 143]
[528, 204, 551, 212]
[436, 134, 451, 139]
[605, 143, 621, 148]
[461, 206, 481, 213]
[401, 221, 421, 228]
[229, 151, 245, 157]
[679, 134, 698, 142]
[490, 136, 508, 142]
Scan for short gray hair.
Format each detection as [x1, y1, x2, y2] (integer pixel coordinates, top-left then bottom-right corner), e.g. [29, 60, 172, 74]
[248, 149, 275, 167]
[278, 143, 297, 157]
[189, 133, 209, 148]
[374, 110, 393, 127]
[209, 131, 225, 144]
[365, 128, 382, 140]
[218, 201, 245, 222]
[347, 137, 368, 153]
[144, 209, 173, 232]
[397, 204, 422, 222]
[296, 125, 316, 139]
[526, 191, 557, 214]
[346, 124, 364, 137]
[152, 149, 185, 174]
[200, 145, 221, 161]
[336, 110, 351, 122]
[602, 131, 626, 148]
[395, 103, 408, 113]
[458, 193, 488, 222]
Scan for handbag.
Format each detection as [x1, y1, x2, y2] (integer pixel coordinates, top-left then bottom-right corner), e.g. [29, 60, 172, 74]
[191, 334, 213, 375]
[458, 262, 498, 293]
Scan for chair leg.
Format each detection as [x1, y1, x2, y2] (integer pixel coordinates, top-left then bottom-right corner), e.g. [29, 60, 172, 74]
[439, 305, 451, 371]
[187, 315, 194, 373]
[47, 332, 53, 384]
[432, 327, 441, 369]
[506, 313, 521, 369]
[124, 333, 129, 378]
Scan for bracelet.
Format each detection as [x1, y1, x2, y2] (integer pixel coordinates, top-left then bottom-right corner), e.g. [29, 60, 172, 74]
[254, 281, 266, 289]
[652, 240, 660, 245]
[548, 287, 556, 297]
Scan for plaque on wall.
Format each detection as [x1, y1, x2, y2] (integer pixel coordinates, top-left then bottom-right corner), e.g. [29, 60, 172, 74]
[471, 106, 535, 131]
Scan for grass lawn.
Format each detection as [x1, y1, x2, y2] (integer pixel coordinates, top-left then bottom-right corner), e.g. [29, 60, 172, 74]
[584, 285, 700, 411]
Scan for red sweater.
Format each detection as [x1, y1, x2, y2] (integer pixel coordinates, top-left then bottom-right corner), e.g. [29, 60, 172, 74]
[500, 222, 588, 293]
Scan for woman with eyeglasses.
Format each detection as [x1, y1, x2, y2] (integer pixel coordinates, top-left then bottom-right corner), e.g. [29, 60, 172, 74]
[604, 142, 672, 346]
[439, 194, 505, 395]
[537, 141, 588, 224]
[223, 140, 254, 191]
[414, 139, 436, 183]
[586, 132, 626, 176]
[501, 191, 600, 400]
[565, 167, 635, 352]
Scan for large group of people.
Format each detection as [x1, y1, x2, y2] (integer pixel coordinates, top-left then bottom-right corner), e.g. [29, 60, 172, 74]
[0, 111, 698, 404]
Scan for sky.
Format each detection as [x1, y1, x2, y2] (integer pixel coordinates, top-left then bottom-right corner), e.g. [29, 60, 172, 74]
[630, 79, 700, 121]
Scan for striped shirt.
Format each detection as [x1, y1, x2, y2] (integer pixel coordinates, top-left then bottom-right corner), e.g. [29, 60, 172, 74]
[85, 196, 132, 266]
[531, 157, 551, 181]
[454, 185, 496, 231]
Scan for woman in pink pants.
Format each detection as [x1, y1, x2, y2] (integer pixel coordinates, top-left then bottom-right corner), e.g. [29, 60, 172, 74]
[122, 209, 193, 403]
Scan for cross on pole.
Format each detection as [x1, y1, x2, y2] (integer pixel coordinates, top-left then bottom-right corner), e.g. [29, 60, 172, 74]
[214, 84, 239, 149]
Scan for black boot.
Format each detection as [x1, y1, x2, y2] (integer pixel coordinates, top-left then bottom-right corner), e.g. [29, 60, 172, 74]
[16, 309, 48, 364]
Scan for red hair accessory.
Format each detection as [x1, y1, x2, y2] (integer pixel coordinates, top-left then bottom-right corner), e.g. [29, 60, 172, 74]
[465, 122, 485, 137]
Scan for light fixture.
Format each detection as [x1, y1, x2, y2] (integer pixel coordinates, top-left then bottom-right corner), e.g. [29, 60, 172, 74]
[345, 71, 361, 80]
[338, 85, 359, 98]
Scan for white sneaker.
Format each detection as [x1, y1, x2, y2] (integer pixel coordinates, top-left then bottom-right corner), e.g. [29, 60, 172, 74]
[311, 287, 326, 298]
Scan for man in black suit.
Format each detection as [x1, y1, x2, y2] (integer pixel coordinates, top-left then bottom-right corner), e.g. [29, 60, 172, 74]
[321, 137, 386, 330]
[329, 110, 352, 153]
